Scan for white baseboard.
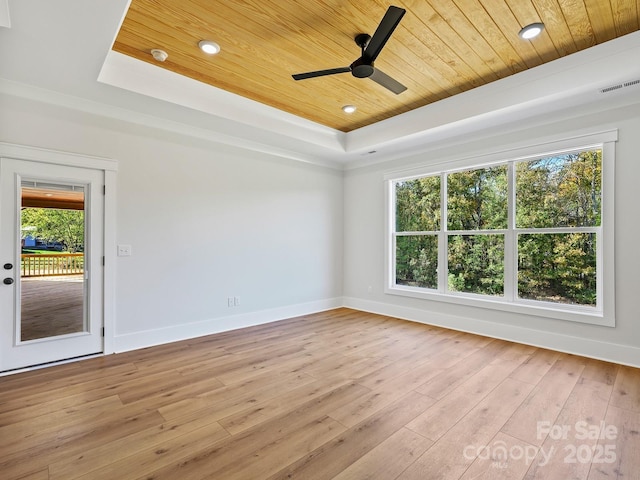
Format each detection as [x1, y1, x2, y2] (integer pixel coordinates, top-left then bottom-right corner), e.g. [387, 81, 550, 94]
[112, 297, 343, 353]
[343, 297, 640, 368]
[111, 295, 640, 369]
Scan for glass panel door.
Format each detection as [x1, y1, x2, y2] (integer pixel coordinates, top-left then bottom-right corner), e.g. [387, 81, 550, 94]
[20, 181, 87, 341]
[0, 158, 103, 372]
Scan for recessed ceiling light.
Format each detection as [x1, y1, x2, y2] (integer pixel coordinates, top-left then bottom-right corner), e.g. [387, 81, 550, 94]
[519, 23, 544, 40]
[199, 40, 220, 55]
[342, 105, 357, 114]
[150, 49, 168, 62]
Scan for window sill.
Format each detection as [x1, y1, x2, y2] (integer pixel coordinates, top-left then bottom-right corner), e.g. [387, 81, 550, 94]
[385, 285, 614, 327]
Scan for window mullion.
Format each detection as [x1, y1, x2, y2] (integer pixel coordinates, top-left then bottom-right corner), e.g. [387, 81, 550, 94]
[388, 181, 397, 288]
[504, 162, 516, 301]
[439, 172, 448, 294]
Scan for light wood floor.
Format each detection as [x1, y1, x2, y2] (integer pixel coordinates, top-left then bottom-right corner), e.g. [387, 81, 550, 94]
[1, 308, 638, 480]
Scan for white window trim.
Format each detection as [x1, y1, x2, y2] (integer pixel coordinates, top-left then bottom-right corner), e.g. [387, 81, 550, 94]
[384, 130, 616, 327]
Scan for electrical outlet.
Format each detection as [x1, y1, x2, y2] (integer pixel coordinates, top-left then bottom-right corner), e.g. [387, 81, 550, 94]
[228, 297, 234, 307]
[117, 244, 132, 257]
[234, 296, 241, 306]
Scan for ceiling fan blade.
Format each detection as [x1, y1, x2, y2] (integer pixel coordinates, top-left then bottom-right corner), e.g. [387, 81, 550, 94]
[369, 68, 407, 94]
[363, 6, 406, 62]
[292, 67, 351, 80]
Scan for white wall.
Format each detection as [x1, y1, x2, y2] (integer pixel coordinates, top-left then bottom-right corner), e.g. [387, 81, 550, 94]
[3, 89, 640, 368]
[0, 93, 344, 351]
[344, 100, 640, 367]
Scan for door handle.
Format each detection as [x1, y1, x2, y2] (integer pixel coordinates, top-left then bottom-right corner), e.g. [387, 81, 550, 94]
[3, 263, 12, 270]
[3, 278, 14, 285]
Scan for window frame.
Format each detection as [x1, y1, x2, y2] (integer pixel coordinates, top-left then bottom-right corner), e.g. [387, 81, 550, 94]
[385, 130, 616, 327]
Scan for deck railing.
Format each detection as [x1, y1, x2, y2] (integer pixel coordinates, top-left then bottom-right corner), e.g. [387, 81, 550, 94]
[21, 253, 84, 277]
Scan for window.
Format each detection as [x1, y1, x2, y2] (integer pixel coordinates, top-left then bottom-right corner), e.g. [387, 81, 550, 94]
[387, 132, 615, 326]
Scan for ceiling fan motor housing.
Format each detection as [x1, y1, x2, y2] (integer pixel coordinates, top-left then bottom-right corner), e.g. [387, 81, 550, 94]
[351, 58, 375, 78]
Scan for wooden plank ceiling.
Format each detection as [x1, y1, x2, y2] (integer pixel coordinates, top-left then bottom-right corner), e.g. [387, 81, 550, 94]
[113, 0, 640, 132]
[22, 187, 84, 210]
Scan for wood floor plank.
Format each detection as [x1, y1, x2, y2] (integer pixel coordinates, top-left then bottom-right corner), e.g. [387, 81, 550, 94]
[192, 415, 345, 480]
[329, 341, 470, 428]
[459, 432, 538, 479]
[0, 361, 139, 406]
[508, 348, 561, 385]
[328, 381, 438, 430]
[13, 469, 49, 480]
[139, 382, 371, 480]
[0, 408, 165, 479]
[351, 328, 460, 366]
[0, 395, 124, 457]
[501, 355, 587, 446]
[157, 372, 316, 422]
[609, 364, 640, 412]
[209, 309, 376, 355]
[219, 377, 354, 435]
[112, 372, 225, 409]
[587, 405, 640, 480]
[268, 391, 435, 480]
[132, 345, 231, 375]
[0, 385, 121, 428]
[319, 354, 394, 381]
[331, 427, 433, 480]
[171, 343, 306, 379]
[397, 378, 536, 480]
[407, 343, 534, 441]
[0, 308, 637, 480]
[208, 347, 335, 385]
[48, 414, 223, 480]
[334, 333, 403, 358]
[75, 422, 229, 480]
[332, 333, 499, 429]
[522, 359, 618, 479]
[354, 333, 466, 390]
[414, 338, 508, 399]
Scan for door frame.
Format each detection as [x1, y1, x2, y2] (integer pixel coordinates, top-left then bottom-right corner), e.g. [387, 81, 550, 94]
[0, 142, 117, 358]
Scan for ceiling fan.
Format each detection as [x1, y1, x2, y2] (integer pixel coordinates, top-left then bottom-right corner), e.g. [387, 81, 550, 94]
[292, 5, 407, 94]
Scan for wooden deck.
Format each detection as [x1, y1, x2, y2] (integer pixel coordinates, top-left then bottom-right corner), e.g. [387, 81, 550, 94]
[20, 275, 84, 341]
[0, 308, 638, 479]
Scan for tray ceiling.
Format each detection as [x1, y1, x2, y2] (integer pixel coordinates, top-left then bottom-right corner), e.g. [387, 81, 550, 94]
[113, 0, 640, 132]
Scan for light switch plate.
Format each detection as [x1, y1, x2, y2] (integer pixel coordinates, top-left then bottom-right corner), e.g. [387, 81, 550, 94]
[117, 244, 132, 257]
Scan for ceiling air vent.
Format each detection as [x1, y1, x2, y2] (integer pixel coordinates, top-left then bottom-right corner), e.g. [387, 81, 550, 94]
[600, 79, 640, 94]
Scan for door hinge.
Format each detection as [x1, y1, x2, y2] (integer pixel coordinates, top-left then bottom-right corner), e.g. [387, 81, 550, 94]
[101, 327, 105, 337]
[103, 185, 106, 195]
[102, 256, 105, 266]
